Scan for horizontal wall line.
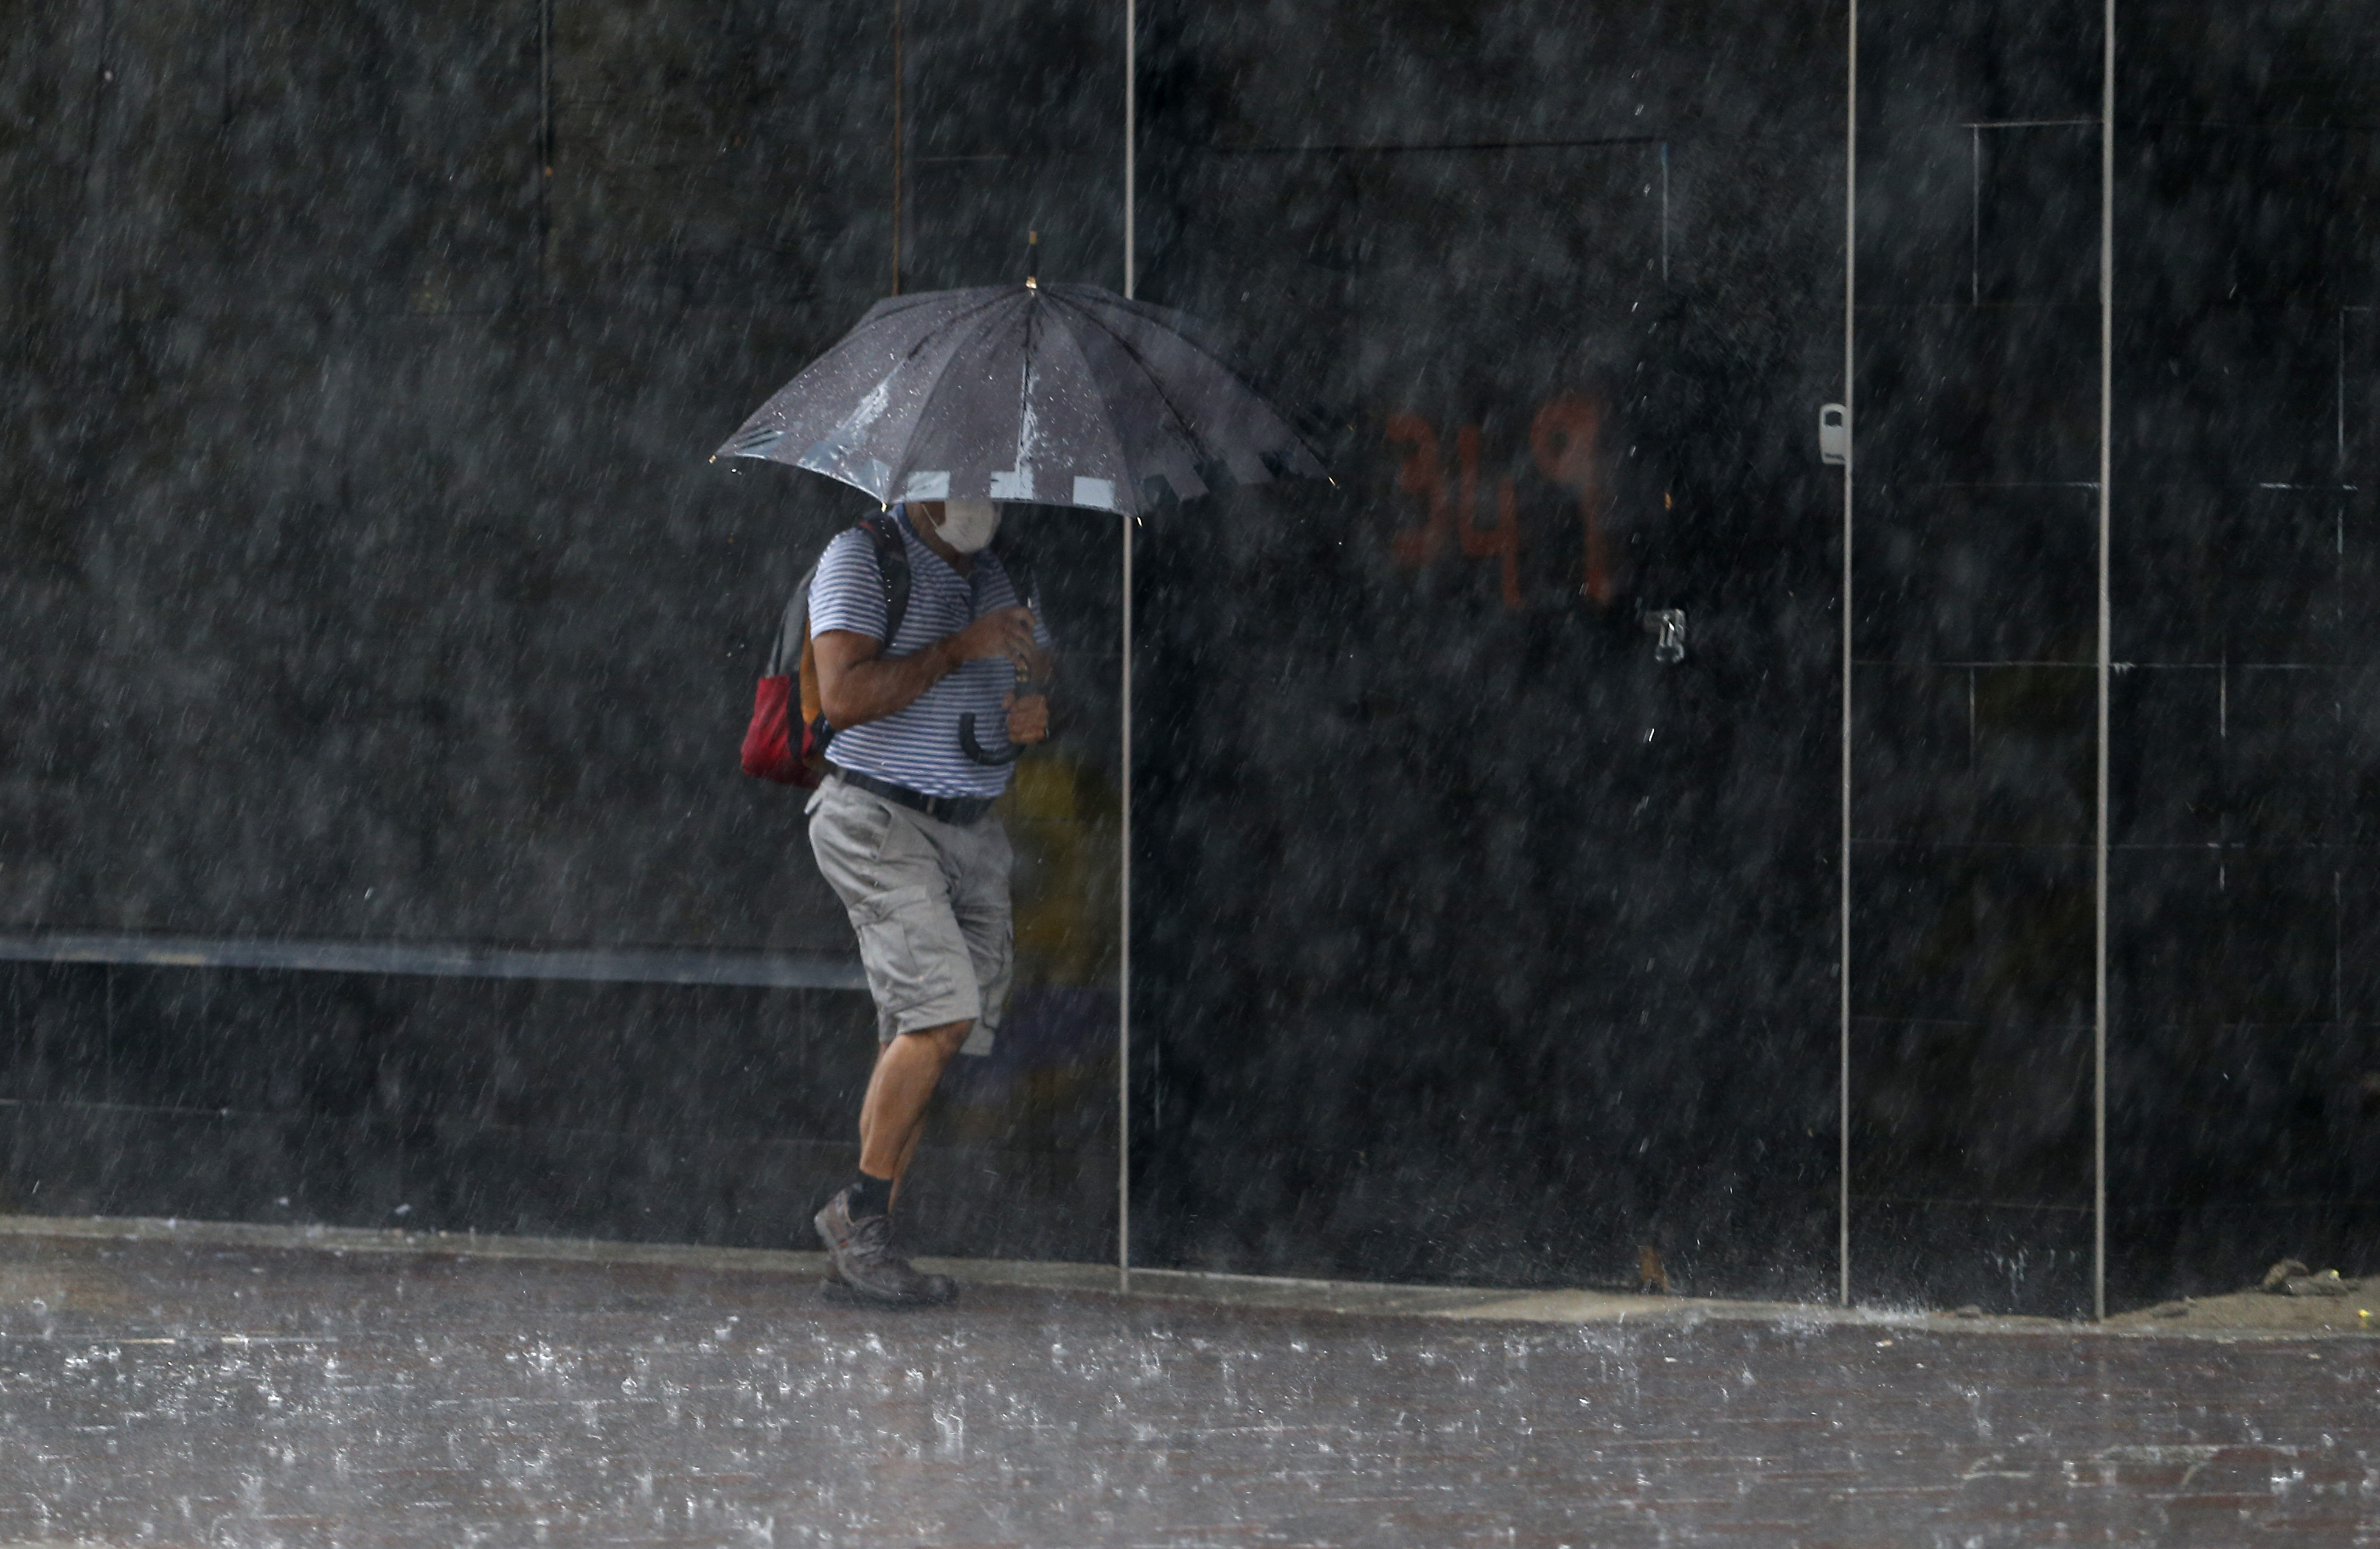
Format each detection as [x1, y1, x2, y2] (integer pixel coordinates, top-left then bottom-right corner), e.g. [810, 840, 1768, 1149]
[1848, 838, 2097, 851]
[1850, 1014, 2095, 1029]
[0, 932, 867, 992]
[1850, 1194, 2094, 1214]
[1851, 658, 2094, 668]
[1850, 660, 2350, 671]
[1204, 134, 1665, 156]
[0, 1098, 1105, 1157]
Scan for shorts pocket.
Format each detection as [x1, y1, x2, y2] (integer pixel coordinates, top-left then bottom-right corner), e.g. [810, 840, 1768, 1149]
[850, 882, 974, 1027]
[810, 785, 898, 882]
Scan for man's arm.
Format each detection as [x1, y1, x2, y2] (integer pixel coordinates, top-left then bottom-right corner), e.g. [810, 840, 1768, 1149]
[814, 606, 1045, 730]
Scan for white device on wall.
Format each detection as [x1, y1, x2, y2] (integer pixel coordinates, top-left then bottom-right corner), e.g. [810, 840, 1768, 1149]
[1819, 403, 1848, 466]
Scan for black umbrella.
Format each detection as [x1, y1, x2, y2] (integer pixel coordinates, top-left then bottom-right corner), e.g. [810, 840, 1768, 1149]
[714, 281, 1322, 513]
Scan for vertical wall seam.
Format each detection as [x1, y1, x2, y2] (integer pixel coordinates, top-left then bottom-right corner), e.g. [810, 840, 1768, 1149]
[2093, 0, 2115, 1325]
[1840, 0, 1858, 1311]
[890, 0, 903, 296]
[537, 0, 553, 294]
[1125, 0, 1136, 300]
[1119, 0, 1137, 1295]
[1118, 508, 1134, 1295]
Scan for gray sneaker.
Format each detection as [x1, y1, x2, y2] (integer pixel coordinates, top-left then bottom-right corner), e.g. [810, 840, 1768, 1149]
[813, 1188, 957, 1307]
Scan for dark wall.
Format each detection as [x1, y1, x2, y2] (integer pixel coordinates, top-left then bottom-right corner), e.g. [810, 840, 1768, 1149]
[0, 0, 893, 953]
[2104, 5, 2380, 1305]
[0, 0, 2371, 1311]
[1850, 0, 2108, 1315]
[1126, 4, 1845, 1293]
[0, 0, 1129, 1260]
[0, 962, 1115, 1261]
[1852, 1, 2380, 1315]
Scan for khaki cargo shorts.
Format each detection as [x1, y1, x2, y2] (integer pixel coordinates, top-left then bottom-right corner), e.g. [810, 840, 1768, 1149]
[807, 774, 1012, 1057]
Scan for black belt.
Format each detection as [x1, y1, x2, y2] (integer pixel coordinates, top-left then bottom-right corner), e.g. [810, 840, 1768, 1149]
[827, 764, 996, 826]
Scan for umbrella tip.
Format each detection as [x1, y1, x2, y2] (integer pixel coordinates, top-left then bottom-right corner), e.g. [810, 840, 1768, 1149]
[1026, 229, 1038, 288]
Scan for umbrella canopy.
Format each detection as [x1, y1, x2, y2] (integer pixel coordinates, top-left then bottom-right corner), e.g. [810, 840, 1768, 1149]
[715, 282, 1322, 516]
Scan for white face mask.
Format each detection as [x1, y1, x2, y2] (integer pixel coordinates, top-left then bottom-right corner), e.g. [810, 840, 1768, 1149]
[932, 498, 1002, 553]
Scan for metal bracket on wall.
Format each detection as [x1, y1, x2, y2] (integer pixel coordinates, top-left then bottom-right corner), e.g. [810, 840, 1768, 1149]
[1642, 608, 1687, 664]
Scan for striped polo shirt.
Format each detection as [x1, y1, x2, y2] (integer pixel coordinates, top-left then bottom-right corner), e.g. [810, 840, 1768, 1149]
[807, 505, 1052, 800]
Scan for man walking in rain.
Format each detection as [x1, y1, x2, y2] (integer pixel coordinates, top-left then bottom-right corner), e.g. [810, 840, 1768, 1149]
[805, 496, 1051, 1306]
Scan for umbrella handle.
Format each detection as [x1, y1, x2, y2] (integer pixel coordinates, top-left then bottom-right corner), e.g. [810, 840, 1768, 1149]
[959, 713, 1024, 766]
[958, 676, 1047, 766]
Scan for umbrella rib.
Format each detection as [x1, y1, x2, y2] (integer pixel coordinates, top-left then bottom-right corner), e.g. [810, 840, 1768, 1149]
[811, 288, 1013, 395]
[890, 294, 1034, 494]
[725, 288, 1018, 465]
[891, 288, 1013, 368]
[1024, 298, 1139, 503]
[1049, 290, 1316, 482]
[1043, 293, 1224, 461]
[870, 285, 1005, 328]
[1013, 300, 1039, 476]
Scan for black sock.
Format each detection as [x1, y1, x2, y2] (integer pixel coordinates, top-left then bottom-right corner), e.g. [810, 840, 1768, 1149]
[848, 1171, 893, 1220]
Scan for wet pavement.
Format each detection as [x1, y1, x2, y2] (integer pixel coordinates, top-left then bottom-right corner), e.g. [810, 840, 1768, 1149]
[2, 1228, 2378, 1547]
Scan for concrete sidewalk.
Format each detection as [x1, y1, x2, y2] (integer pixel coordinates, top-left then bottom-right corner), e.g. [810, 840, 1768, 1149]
[2, 1211, 2361, 1337]
[2, 1220, 2378, 1546]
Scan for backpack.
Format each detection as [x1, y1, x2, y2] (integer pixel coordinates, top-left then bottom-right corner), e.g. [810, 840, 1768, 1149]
[740, 513, 911, 788]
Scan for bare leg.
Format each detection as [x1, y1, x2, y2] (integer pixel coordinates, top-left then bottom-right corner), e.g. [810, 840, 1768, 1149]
[858, 1020, 970, 1188]
[816, 1024, 970, 1307]
[887, 1123, 928, 1213]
